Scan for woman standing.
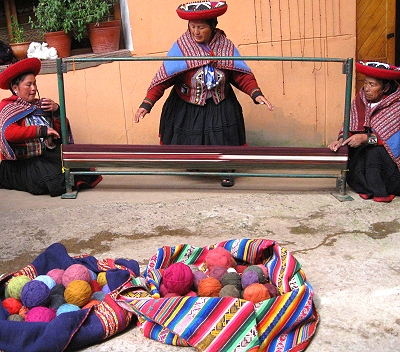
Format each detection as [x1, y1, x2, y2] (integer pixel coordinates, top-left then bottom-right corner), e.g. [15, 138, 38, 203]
[135, 1, 273, 187]
[329, 61, 400, 202]
[0, 58, 102, 196]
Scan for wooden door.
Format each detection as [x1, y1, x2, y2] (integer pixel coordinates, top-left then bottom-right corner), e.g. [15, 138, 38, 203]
[356, 0, 396, 90]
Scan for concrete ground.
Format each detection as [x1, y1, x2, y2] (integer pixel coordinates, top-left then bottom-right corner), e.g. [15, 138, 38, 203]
[1, 174, 399, 352]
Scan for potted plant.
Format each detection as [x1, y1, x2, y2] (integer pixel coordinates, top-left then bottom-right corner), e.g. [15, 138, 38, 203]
[9, 15, 30, 60]
[71, 0, 121, 54]
[29, 0, 74, 58]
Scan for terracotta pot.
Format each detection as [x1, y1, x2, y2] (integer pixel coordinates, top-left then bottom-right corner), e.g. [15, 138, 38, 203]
[87, 19, 121, 54]
[10, 42, 30, 60]
[44, 31, 72, 58]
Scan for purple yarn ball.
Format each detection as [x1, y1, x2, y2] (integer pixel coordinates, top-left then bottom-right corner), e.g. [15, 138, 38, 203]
[241, 270, 259, 289]
[193, 271, 208, 289]
[21, 280, 51, 308]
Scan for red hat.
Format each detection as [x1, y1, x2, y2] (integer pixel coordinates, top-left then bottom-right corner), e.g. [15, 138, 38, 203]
[356, 61, 400, 81]
[0, 58, 41, 90]
[177, 1, 228, 21]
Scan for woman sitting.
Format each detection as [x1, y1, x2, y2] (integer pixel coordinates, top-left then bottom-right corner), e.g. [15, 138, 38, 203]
[328, 61, 400, 202]
[0, 58, 102, 196]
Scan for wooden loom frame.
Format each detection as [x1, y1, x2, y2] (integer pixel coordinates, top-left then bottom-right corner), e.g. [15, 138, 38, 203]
[56, 56, 354, 201]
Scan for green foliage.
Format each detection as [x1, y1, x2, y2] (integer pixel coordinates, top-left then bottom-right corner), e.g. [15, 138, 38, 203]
[10, 15, 25, 43]
[70, 0, 117, 41]
[29, 0, 74, 35]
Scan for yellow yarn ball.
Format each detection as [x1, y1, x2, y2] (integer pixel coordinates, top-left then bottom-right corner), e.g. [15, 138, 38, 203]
[64, 280, 92, 308]
[96, 272, 107, 287]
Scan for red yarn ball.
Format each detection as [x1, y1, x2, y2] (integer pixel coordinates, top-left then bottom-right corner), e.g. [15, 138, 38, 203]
[197, 277, 222, 297]
[162, 263, 194, 295]
[2, 297, 22, 315]
[25, 306, 56, 322]
[243, 283, 271, 304]
[90, 279, 102, 293]
[62, 264, 92, 287]
[205, 247, 233, 270]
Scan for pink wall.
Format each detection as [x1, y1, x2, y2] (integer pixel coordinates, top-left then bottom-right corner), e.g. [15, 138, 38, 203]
[0, 1, 356, 146]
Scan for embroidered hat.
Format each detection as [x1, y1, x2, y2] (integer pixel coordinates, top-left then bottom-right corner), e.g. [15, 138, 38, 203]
[356, 61, 400, 81]
[177, 1, 228, 21]
[0, 58, 41, 90]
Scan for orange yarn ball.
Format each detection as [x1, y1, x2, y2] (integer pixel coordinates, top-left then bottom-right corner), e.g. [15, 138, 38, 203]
[243, 283, 270, 304]
[64, 280, 92, 307]
[82, 299, 100, 309]
[197, 277, 222, 297]
[2, 297, 22, 315]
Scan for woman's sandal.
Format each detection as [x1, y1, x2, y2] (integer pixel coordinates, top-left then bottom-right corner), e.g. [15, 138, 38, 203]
[221, 177, 235, 187]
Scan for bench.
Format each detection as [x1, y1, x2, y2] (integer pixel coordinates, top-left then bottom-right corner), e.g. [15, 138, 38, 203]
[61, 144, 350, 200]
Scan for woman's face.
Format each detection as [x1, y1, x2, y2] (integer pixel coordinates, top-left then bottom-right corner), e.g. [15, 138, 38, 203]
[189, 20, 213, 45]
[12, 74, 37, 103]
[363, 75, 388, 103]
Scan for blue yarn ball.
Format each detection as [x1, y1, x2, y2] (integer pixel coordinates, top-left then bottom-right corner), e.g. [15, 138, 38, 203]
[102, 284, 111, 294]
[91, 291, 106, 301]
[34, 275, 56, 290]
[56, 303, 81, 316]
[21, 280, 51, 308]
[88, 269, 98, 280]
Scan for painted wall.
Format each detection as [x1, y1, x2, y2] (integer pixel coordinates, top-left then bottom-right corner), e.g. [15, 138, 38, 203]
[1, 0, 356, 147]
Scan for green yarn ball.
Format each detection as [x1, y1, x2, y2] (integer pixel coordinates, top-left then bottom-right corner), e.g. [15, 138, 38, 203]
[220, 272, 242, 291]
[219, 284, 241, 298]
[5, 275, 31, 300]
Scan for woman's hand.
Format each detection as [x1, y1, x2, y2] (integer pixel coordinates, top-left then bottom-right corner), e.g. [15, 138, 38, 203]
[134, 107, 149, 123]
[40, 98, 59, 112]
[328, 138, 343, 152]
[342, 134, 368, 148]
[47, 127, 60, 139]
[255, 96, 274, 111]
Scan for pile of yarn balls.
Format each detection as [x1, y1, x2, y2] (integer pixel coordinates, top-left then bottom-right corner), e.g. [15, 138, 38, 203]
[1, 264, 109, 322]
[159, 247, 279, 303]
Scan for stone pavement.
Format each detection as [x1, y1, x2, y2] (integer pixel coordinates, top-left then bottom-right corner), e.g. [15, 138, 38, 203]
[1, 174, 399, 352]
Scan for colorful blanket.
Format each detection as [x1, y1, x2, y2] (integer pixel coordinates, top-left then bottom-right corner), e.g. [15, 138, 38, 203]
[148, 29, 252, 90]
[116, 239, 319, 352]
[0, 243, 139, 352]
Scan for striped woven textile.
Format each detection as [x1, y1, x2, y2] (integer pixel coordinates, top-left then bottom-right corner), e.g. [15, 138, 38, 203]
[116, 239, 319, 352]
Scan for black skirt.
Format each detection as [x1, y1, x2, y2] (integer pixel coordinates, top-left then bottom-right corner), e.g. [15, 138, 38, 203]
[0, 144, 102, 197]
[159, 88, 246, 146]
[347, 145, 400, 197]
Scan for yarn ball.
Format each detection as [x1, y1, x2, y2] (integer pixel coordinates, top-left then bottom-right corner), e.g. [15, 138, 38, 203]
[162, 262, 194, 295]
[19, 306, 29, 318]
[235, 265, 248, 274]
[88, 269, 98, 280]
[219, 284, 241, 298]
[243, 283, 271, 304]
[56, 303, 81, 316]
[62, 264, 92, 287]
[220, 272, 242, 291]
[96, 272, 107, 287]
[50, 284, 65, 296]
[197, 277, 222, 297]
[264, 283, 279, 297]
[47, 269, 65, 285]
[2, 297, 22, 315]
[159, 283, 170, 297]
[91, 291, 106, 301]
[49, 293, 67, 310]
[34, 275, 57, 290]
[25, 306, 56, 322]
[164, 292, 180, 298]
[5, 275, 31, 300]
[193, 271, 208, 290]
[7, 314, 24, 321]
[102, 284, 111, 294]
[209, 266, 228, 281]
[64, 280, 92, 307]
[256, 264, 269, 279]
[185, 291, 198, 297]
[90, 279, 102, 293]
[21, 280, 51, 308]
[205, 247, 233, 270]
[243, 266, 266, 284]
[241, 270, 260, 289]
[82, 299, 100, 309]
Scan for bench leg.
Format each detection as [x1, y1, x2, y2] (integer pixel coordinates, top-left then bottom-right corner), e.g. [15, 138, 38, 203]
[61, 169, 78, 199]
[331, 169, 353, 201]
